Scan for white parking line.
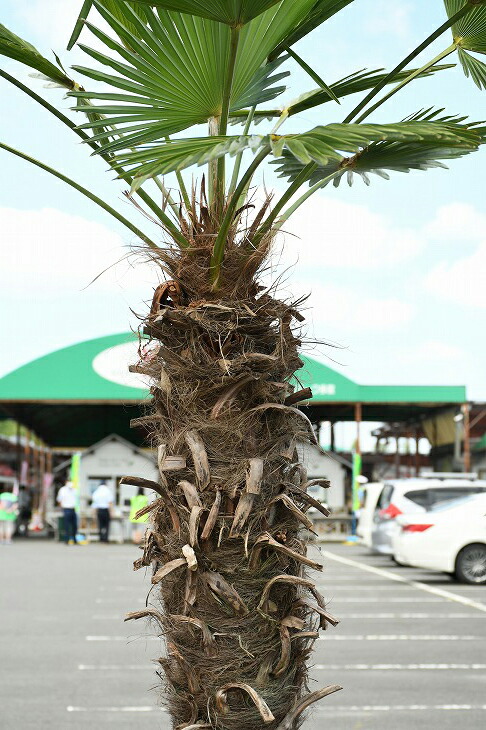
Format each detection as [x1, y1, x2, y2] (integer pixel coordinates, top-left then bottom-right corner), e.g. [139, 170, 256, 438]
[334, 597, 443, 603]
[315, 663, 486, 671]
[320, 634, 481, 641]
[316, 704, 486, 713]
[319, 585, 439, 590]
[86, 633, 481, 642]
[78, 664, 150, 670]
[67, 706, 162, 712]
[322, 551, 486, 613]
[90, 611, 479, 620]
[86, 635, 159, 641]
[95, 598, 144, 604]
[67, 704, 486, 713]
[338, 612, 484, 618]
[78, 661, 486, 672]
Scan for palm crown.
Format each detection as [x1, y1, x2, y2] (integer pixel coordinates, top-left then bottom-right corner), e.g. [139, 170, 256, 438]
[1, 0, 486, 286]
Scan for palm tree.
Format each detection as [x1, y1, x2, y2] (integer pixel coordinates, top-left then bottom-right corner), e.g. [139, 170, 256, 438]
[1, 1, 485, 727]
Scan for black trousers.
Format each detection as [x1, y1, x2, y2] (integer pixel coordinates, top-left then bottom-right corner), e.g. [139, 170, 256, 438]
[63, 508, 77, 543]
[97, 508, 110, 542]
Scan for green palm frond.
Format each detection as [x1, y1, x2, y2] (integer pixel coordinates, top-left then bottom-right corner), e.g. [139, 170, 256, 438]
[112, 135, 261, 187]
[273, 111, 485, 186]
[269, 119, 479, 164]
[445, 0, 486, 52]
[458, 45, 486, 86]
[68, 1, 152, 50]
[228, 64, 455, 123]
[283, 63, 455, 116]
[445, 0, 486, 88]
[269, 0, 354, 60]
[69, 0, 313, 151]
[130, 0, 284, 25]
[0, 23, 73, 87]
[109, 117, 480, 187]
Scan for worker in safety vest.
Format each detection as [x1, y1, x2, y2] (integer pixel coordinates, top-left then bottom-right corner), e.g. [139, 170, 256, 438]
[129, 487, 149, 544]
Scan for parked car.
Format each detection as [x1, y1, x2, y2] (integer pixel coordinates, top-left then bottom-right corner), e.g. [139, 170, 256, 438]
[393, 492, 486, 584]
[356, 482, 383, 547]
[371, 474, 486, 556]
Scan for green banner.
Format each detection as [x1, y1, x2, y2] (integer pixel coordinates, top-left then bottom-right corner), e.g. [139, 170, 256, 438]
[352, 451, 362, 512]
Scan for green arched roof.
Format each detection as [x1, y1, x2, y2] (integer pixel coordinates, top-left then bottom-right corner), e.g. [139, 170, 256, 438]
[0, 332, 466, 405]
[0, 333, 466, 447]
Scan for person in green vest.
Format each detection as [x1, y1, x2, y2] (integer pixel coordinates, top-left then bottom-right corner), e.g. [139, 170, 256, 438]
[129, 487, 149, 544]
[0, 486, 18, 545]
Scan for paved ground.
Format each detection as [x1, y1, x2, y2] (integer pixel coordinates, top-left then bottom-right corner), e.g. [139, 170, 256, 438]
[1, 539, 485, 730]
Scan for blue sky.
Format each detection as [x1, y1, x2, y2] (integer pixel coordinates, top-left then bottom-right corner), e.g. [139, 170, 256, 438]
[1, 0, 485, 418]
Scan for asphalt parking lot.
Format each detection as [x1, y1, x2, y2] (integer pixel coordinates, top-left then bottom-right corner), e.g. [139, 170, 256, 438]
[1, 540, 485, 730]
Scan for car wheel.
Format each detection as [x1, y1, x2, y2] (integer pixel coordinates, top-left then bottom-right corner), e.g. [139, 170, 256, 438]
[455, 544, 486, 585]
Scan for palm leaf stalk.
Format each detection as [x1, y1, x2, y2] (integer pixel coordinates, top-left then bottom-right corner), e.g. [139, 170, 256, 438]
[1, 1, 486, 728]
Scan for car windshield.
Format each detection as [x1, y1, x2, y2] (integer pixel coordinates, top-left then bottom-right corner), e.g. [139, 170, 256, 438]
[429, 494, 483, 512]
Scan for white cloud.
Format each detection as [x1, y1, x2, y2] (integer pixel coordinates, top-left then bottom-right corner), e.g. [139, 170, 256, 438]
[18, 1, 88, 48]
[406, 340, 466, 363]
[293, 283, 413, 333]
[425, 241, 486, 308]
[364, 2, 412, 39]
[425, 202, 486, 243]
[276, 194, 422, 271]
[0, 207, 160, 297]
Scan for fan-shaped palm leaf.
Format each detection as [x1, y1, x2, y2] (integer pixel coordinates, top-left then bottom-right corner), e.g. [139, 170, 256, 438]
[445, 0, 486, 88]
[69, 0, 314, 150]
[0, 23, 72, 87]
[131, 0, 284, 25]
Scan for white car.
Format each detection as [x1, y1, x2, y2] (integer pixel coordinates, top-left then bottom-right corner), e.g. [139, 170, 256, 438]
[356, 482, 383, 547]
[371, 475, 486, 555]
[393, 492, 486, 584]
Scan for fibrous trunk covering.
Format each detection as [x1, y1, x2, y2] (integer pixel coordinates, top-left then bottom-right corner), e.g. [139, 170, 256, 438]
[124, 243, 341, 729]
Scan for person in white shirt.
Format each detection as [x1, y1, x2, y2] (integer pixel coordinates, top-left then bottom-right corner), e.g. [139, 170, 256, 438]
[56, 481, 78, 544]
[91, 482, 114, 543]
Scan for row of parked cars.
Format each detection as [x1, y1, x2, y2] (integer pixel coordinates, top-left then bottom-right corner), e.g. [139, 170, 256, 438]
[357, 473, 486, 584]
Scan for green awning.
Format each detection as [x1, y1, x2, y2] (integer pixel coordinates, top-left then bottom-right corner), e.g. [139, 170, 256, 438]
[0, 333, 467, 447]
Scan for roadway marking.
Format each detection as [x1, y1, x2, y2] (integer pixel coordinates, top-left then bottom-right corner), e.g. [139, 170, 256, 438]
[76, 662, 486, 672]
[333, 597, 443, 603]
[78, 664, 150, 671]
[67, 706, 163, 712]
[320, 635, 481, 641]
[317, 704, 486, 713]
[90, 611, 482, 620]
[319, 585, 441, 590]
[322, 551, 486, 613]
[86, 625, 485, 642]
[67, 704, 486, 713]
[338, 612, 484, 618]
[86, 635, 159, 641]
[95, 598, 144, 604]
[315, 663, 486, 671]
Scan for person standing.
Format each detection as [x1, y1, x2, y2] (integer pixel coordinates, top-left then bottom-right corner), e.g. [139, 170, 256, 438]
[129, 487, 149, 544]
[16, 485, 32, 537]
[57, 480, 78, 544]
[0, 486, 18, 545]
[91, 481, 114, 543]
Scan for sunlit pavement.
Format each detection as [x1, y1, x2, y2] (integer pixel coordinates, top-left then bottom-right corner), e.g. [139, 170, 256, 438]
[1, 540, 485, 729]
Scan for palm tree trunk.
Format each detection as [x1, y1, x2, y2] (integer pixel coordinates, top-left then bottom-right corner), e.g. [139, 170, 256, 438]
[125, 241, 341, 729]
